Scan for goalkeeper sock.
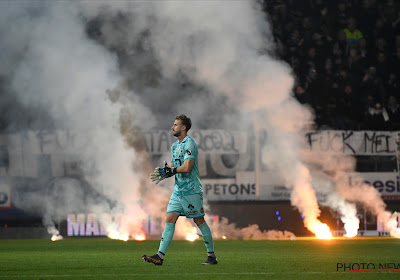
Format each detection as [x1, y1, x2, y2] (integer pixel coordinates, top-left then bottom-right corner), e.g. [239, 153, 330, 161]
[157, 251, 165, 260]
[158, 222, 175, 255]
[198, 222, 215, 255]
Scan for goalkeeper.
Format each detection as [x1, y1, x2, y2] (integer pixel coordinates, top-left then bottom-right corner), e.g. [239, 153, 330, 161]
[142, 114, 217, 266]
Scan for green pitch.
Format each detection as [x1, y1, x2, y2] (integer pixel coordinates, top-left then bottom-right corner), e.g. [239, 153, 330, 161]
[1, 238, 400, 280]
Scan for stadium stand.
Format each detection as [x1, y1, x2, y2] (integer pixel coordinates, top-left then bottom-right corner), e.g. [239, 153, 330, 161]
[263, 0, 400, 130]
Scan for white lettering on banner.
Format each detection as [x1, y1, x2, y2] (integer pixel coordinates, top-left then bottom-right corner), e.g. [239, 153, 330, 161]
[204, 172, 295, 201]
[67, 213, 86, 236]
[306, 131, 397, 155]
[67, 213, 110, 236]
[203, 179, 256, 201]
[0, 181, 11, 208]
[346, 172, 400, 200]
[66, 213, 162, 237]
[86, 213, 100, 236]
[143, 130, 247, 154]
[230, 171, 400, 202]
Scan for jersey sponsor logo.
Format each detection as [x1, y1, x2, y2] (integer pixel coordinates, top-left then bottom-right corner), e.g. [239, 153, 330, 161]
[186, 210, 198, 216]
[187, 150, 192, 155]
[186, 204, 198, 216]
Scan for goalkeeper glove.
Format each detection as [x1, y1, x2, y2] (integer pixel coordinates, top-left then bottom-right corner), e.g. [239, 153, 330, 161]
[150, 161, 177, 184]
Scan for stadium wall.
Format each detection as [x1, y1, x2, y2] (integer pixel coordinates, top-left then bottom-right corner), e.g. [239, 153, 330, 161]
[1, 130, 400, 238]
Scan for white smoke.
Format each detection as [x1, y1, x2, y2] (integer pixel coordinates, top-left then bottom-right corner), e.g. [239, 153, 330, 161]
[101, 0, 397, 237]
[334, 172, 400, 237]
[105, 0, 327, 235]
[310, 171, 359, 237]
[209, 217, 295, 240]
[0, 1, 153, 239]
[1, 0, 397, 240]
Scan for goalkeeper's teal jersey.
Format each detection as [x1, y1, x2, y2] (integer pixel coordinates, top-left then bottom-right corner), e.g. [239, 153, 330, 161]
[171, 135, 203, 196]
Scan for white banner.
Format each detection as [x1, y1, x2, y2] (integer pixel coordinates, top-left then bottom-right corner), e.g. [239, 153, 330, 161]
[0, 130, 400, 203]
[203, 172, 400, 201]
[143, 130, 247, 154]
[0, 181, 11, 208]
[143, 130, 400, 155]
[203, 171, 292, 201]
[306, 131, 400, 155]
[202, 178, 256, 201]
[1, 130, 400, 179]
[353, 172, 400, 200]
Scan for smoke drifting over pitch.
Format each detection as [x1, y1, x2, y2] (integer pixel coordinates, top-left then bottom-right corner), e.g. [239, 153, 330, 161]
[0, 1, 152, 239]
[0, 0, 398, 239]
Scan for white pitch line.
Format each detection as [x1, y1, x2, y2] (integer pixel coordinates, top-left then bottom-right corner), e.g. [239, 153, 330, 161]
[0, 271, 398, 278]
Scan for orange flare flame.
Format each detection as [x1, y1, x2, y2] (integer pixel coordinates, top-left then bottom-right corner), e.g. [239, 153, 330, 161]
[186, 228, 198, 242]
[314, 223, 332, 239]
[132, 231, 146, 241]
[51, 234, 63, 241]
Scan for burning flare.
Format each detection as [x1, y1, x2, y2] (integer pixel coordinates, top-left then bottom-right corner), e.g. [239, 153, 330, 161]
[186, 228, 198, 242]
[343, 220, 359, 238]
[132, 230, 146, 241]
[314, 223, 333, 239]
[48, 226, 63, 241]
[51, 234, 63, 241]
[106, 223, 129, 241]
[108, 231, 129, 241]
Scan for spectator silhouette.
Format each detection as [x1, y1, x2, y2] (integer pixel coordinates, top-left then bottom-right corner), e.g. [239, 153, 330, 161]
[335, 84, 359, 129]
[360, 66, 386, 103]
[264, 0, 400, 130]
[348, 48, 366, 81]
[391, 47, 400, 77]
[392, 10, 400, 34]
[375, 52, 390, 82]
[364, 99, 389, 130]
[385, 95, 400, 130]
[344, 18, 363, 49]
[387, 73, 400, 99]
[336, 2, 350, 29]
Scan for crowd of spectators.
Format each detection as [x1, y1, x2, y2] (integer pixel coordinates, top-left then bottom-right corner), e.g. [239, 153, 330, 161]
[264, 0, 400, 130]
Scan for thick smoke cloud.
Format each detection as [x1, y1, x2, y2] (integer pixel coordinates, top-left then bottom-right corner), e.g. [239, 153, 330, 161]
[106, 0, 397, 237]
[0, 1, 153, 239]
[107, 1, 328, 235]
[0, 0, 397, 239]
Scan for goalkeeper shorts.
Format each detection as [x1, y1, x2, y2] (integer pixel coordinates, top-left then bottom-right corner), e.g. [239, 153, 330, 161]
[166, 192, 205, 218]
